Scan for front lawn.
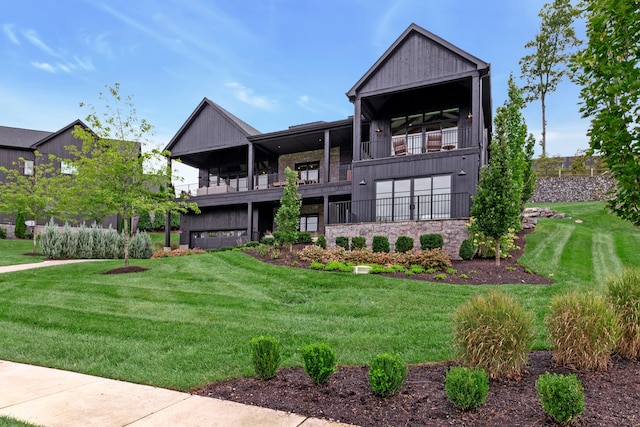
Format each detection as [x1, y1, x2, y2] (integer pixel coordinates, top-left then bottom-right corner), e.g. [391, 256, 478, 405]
[0, 201, 637, 391]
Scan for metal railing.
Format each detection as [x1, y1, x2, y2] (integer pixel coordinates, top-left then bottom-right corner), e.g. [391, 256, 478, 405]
[360, 127, 473, 160]
[328, 193, 471, 224]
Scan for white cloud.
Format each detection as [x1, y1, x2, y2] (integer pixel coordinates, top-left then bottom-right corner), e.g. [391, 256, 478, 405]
[31, 62, 56, 73]
[225, 82, 277, 111]
[73, 56, 95, 71]
[297, 95, 314, 112]
[22, 29, 58, 57]
[2, 23, 20, 45]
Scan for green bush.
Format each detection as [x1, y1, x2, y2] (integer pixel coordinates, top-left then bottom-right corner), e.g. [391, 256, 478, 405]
[76, 223, 93, 259]
[536, 372, 585, 425]
[546, 292, 620, 370]
[300, 343, 337, 385]
[395, 236, 414, 253]
[14, 212, 26, 239]
[91, 223, 107, 259]
[103, 226, 124, 259]
[0, 227, 7, 239]
[244, 241, 260, 248]
[445, 367, 489, 411]
[453, 291, 534, 379]
[261, 236, 276, 246]
[368, 353, 407, 397]
[459, 239, 475, 260]
[420, 233, 443, 250]
[250, 336, 280, 380]
[372, 235, 390, 253]
[607, 268, 640, 359]
[59, 223, 78, 259]
[351, 236, 366, 250]
[309, 261, 324, 270]
[129, 231, 154, 259]
[315, 234, 327, 249]
[335, 236, 349, 250]
[40, 219, 61, 258]
[296, 231, 313, 244]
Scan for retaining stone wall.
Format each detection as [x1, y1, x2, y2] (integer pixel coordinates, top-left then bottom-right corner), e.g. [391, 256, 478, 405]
[325, 219, 469, 260]
[530, 176, 616, 203]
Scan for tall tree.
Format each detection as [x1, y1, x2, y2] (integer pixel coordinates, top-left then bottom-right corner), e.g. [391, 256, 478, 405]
[274, 167, 302, 250]
[519, 0, 581, 155]
[0, 152, 70, 253]
[471, 140, 521, 266]
[69, 83, 198, 267]
[572, 0, 640, 227]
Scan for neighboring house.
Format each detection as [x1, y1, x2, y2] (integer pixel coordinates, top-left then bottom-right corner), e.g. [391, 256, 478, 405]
[0, 120, 118, 229]
[165, 23, 492, 255]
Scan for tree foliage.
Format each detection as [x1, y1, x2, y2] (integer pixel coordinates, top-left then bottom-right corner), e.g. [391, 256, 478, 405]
[572, 0, 640, 227]
[274, 167, 302, 249]
[0, 152, 70, 253]
[68, 83, 198, 267]
[519, 0, 581, 155]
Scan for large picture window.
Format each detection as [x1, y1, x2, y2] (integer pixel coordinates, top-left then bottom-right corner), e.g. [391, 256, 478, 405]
[299, 214, 318, 232]
[376, 175, 452, 221]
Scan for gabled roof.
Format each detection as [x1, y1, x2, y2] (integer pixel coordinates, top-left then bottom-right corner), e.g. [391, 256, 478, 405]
[32, 119, 89, 149]
[164, 98, 260, 153]
[0, 125, 52, 149]
[347, 23, 490, 99]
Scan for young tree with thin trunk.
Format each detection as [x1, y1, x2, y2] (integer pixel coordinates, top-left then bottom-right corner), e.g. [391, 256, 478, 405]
[274, 167, 302, 251]
[69, 83, 198, 267]
[572, 0, 640, 227]
[0, 152, 70, 253]
[519, 0, 581, 155]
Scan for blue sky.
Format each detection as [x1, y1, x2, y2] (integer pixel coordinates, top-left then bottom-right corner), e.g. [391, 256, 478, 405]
[2, 1, 587, 183]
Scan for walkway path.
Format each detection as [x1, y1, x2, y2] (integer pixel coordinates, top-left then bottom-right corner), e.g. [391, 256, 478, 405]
[0, 259, 105, 274]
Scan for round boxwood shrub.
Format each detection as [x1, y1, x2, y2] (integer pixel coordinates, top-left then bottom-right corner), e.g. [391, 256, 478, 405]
[445, 367, 489, 411]
[372, 235, 390, 253]
[536, 372, 585, 425]
[250, 335, 280, 380]
[351, 236, 366, 250]
[368, 353, 407, 397]
[300, 343, 337, 385]
[315, 234, 327, 249]
[335, 236, 349, 250]
[420, 233, 443, 250]
[459, 239, 475, 260]
[395, 236, 414, 253]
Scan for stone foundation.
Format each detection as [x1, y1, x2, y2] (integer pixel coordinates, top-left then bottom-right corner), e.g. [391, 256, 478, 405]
[325, 219, 469, 260]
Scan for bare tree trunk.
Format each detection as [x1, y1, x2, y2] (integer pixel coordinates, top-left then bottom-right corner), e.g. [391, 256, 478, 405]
[541, 92, 547, 156]
[495, 237, 501, 266]
[32, 227, 37, 254]
[123, 215, 130, 267]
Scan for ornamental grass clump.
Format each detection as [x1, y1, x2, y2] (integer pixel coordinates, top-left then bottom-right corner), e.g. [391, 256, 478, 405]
[536, 372, 585, 425]
[453, 291, 534, 379]
[300, 343, 337, 385]
[368, 353, 407, 397]
[607, 268, 640, 359]
[546, 292, 620, 370]
[250, 335, 280, 380]
[445, 367, 489, 411]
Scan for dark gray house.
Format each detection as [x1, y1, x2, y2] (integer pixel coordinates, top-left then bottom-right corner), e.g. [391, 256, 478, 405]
[165, 23, 492, 256]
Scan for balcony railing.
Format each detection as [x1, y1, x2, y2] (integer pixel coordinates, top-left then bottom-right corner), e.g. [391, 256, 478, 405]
[175, 164, 354, 197]
[328, 193, 471, 224]
[361, 128, 473, 160]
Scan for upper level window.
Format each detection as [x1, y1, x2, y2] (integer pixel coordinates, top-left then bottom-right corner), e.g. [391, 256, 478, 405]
[295, 161, 319, 182]
[60, 161, 77, 175]
[23, 160, 34, 176]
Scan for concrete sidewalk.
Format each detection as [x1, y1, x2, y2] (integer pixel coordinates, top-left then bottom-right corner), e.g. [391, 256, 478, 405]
[0, 259, 106, 274]
[0, 360, 355, 427]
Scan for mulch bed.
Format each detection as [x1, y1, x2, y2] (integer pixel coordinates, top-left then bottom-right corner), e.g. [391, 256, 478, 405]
[195, 229, 640, 426]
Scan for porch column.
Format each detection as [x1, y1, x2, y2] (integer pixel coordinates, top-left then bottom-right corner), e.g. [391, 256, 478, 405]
[323, 195, 329, 231]
[164, 157, 172, 249]
[323, 130, 330, 184]
[472, 75, 481, 151]
[353, 97, 362, 161]
[248, 142, 254, 190]
[247, 201, 253, 241]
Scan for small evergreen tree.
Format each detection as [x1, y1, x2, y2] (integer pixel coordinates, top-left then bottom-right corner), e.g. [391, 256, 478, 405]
[14, 212, 26, 239]
[274, 167, 302, 250]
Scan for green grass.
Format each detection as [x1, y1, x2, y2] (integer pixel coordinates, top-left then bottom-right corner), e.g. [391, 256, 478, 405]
[0, 202, 637, 392]
[147, 232, 180, 248]
[0, 417, 42, 427]
[0, 239, 44, 266]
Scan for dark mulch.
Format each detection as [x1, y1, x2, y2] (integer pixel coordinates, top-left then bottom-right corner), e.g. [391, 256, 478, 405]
[22, 252, 44, 257]
[195, 229, 640, 426]
[197, 352, 640, 426]
[102, 266, 148, 275]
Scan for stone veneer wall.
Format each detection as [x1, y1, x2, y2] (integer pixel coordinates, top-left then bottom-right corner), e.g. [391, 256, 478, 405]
[530, 176, 616, 203]
[325, 219, 469, 260]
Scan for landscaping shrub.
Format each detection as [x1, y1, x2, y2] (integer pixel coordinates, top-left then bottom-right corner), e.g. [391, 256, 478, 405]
[546, 292, 620, 370]
[420, 233, 443, 250]
[372, 235, 390, 253]
[368, 353, 407, 397]
[75, 223, 93, 259]
[445, 367, 489, 411]
[466, 217, 518, 258]
[0, 227, 6, 239]
[300, 343, 337, 385]
[129, 231, 154, 259]
[453, 291, 534, 379]
[40, 219, 61, 258]
[151, 248, 206, 258]
[91, 223, 107, 259]
[14, 212, 26, 239]
[351, 236, 366, 250]
[315, 234, 326, 249]
[395, 236, 414, 253]
[309, 261, 324, 270]
[536, 372, 585, 425]
[459, 239, 475, 260]
[261, 235, 276, 246]
[335, 236, 349, 250]
[244, 241, 260, 248]
[607, 268, 640, 359]
[296, 231, 313, 244]
[103, 226, 124, 259]
[250, 336, 280, 380]
[59, 223, 78, 259]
